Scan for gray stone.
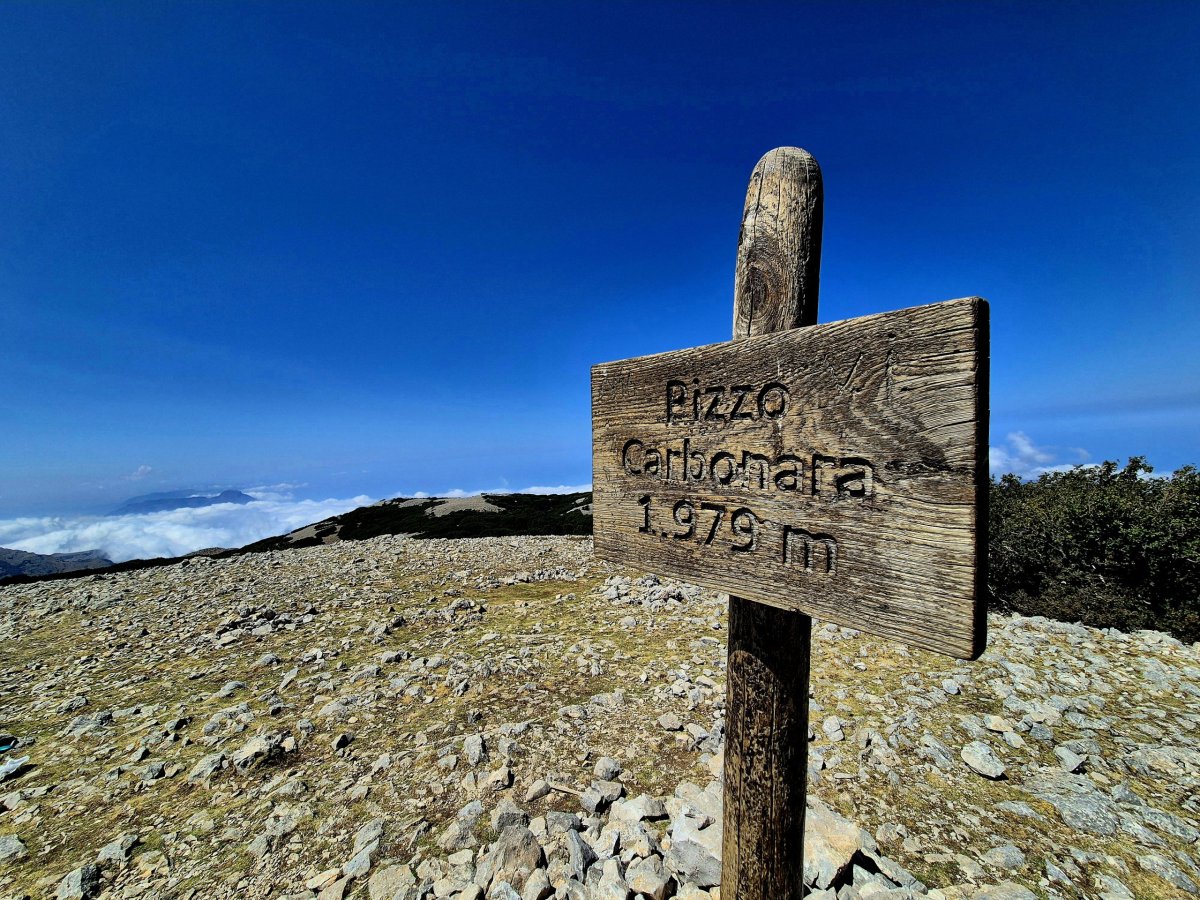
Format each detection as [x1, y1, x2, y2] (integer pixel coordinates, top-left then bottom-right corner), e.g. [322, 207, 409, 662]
[961, 740, 1006, 779]
[803, 801, 864, 889]
[354, 818, 385, 853]
[973, 884, 1038, 900]
[665, 806, 722, 888]
[248, 833, 273, 859]
[982, 843, 1026, 870]
[439, 820, 477, 852]
[1142, 805, 1200, 842]
[994, 800, 1043, 821]
[594, 857, 631, 900]
[581, 779, 624, 814]
[626, 854, 671, 900]
[318, 877, 352, 900]
[520, 868, 553, 900]
[57, 695, 88, 713]
[465, 733, 487, 766]
[593, 756, 622, 781]
[524, 779, 552, 802]
[0, 834, 27, 863]
[343, 840, 378, 879]
[96, 831, 140, 866]
[475, 827, 543, 893]
[1054, 745, 1086, 773]
[822, 716, 845, 742]
[918, 733, 956, 770]
[486, 765, 513, 791]
[546, 811, 581, 835]
[213, 680, 246, 699]
[491, 798, 529, 831]
[1138, 853, 1199, 893]
[368, 864, 416, 900]
[185, 811, 216, 834]
[563, 829, 596, 881]
[231, 733, 280, 771]
[954, 853, 987, 880]
[1092, 873, 1134, 897]
[610, 794, 668, 823]
[187, 751, 225, 783]
[1022, 772, 1121, 836]
[55, 864, 102, 900]
[983, 714, 1014, 733]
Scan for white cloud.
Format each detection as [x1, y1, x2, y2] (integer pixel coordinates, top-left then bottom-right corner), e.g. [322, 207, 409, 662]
[989, 431, 1089, 479]
[123, 465, 153, 481]
[243, 482, 309, 502]
[401, 483, 593, 499]
[0, 495, 373, 563]
[516, 483, 593, 495]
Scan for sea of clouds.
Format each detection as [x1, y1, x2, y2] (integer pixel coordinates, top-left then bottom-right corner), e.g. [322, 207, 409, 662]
[0, 492, 375, 563]
[0, 483, 595, 564]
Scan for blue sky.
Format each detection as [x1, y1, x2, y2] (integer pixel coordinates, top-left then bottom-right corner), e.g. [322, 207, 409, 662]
[2, 2, 1198, 535]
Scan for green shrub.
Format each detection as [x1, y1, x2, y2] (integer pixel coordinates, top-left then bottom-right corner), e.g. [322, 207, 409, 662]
[989, 458, 1200, 642]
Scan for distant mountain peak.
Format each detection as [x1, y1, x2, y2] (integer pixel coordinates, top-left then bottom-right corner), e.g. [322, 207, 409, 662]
[0, 547, 113, 578]
[108, 490, 256, 517]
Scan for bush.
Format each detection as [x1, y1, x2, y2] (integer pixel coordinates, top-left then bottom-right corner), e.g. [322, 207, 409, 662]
[989, 458, 1200, 642]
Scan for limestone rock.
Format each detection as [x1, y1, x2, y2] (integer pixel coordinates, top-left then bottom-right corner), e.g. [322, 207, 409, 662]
[96, 832, 139, 866]
[55, 864, 101, 900]
[0, 834, 27, 864]
[961, 740, 1006, 779]
[803, 801, 864, 890]
[475, 826, 543, 893]
[664, 805, 722, 888]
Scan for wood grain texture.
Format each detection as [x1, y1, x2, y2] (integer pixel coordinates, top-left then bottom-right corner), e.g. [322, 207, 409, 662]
[722, 595, 810, 899]
[726, 146, 819, 900]
[591, 297, 989, 658]
[733, 147, 822, 337]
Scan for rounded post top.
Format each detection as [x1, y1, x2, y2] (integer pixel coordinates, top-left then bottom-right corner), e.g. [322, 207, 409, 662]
[733, 147, 824, 338]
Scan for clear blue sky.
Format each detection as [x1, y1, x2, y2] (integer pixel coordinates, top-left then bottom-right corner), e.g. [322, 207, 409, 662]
[2, 1, 1198, 518]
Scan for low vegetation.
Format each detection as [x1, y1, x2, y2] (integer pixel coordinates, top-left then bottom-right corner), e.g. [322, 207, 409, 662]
[989, 458, 1200, 644]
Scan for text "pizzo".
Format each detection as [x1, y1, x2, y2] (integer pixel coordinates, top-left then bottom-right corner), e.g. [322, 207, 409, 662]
[666, 380, 790, 425]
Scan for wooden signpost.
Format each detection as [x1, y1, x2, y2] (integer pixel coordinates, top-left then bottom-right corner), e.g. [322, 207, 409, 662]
[591, 148, 989, 898]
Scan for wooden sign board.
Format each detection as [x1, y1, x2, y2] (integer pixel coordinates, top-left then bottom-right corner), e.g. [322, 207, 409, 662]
[592, 296, 989, 659]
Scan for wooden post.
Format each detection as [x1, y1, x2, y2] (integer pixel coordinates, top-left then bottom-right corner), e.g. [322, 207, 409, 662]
[721, 147, 823, 899]
[593, 144, 986, 894]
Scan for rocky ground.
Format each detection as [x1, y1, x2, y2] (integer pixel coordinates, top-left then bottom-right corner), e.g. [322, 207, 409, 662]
[1, 535, 1199, 900]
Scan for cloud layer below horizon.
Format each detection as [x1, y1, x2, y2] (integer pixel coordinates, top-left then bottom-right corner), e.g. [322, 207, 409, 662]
[0, 495, 375, 563]
[0, 483, 596, 564]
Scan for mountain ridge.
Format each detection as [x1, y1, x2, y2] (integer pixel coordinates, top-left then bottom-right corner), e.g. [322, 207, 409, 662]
[107, 489, 255, 517]
[0, 547, 113, 578]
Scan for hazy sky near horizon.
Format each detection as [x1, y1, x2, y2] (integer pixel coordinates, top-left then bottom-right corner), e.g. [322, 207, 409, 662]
[2, 1, 1198, 523]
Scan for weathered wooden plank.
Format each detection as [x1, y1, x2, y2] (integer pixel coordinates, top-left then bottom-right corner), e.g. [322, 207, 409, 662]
[722, 145, 821, 900]
[592, 295, 989, 659]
